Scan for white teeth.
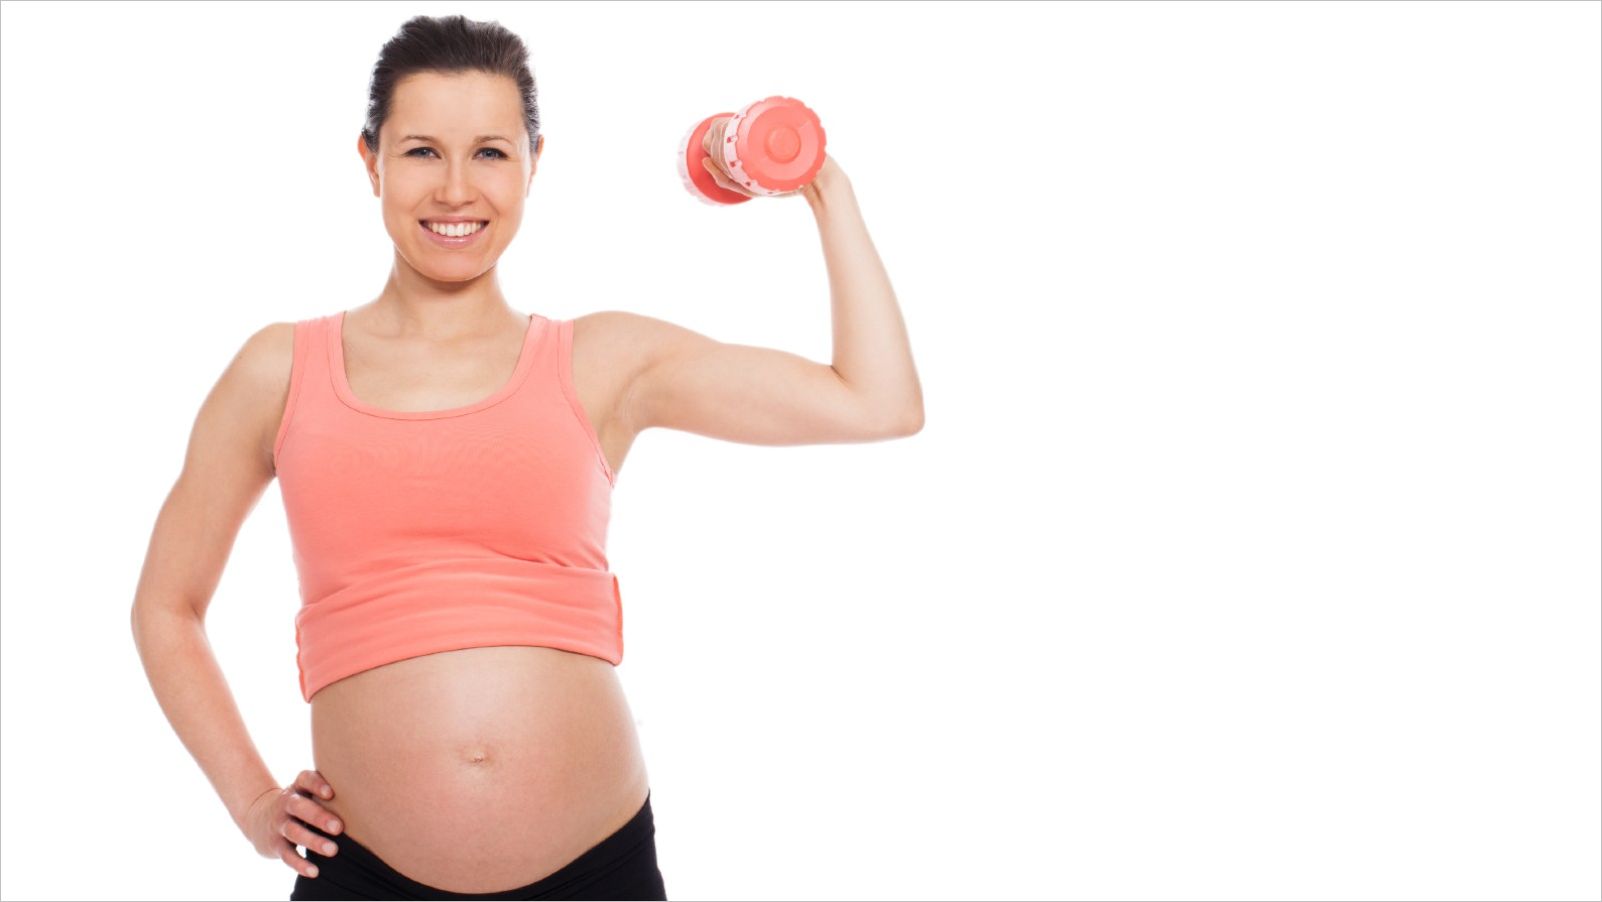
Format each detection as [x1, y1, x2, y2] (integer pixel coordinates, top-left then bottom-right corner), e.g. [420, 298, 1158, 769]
[425, 221, 485, 237]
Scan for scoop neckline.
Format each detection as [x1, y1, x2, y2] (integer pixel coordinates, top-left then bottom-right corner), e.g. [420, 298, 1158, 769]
[328, 310, 543, 420]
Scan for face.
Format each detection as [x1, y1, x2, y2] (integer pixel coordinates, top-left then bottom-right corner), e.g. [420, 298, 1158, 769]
[359, 69, 544, 281]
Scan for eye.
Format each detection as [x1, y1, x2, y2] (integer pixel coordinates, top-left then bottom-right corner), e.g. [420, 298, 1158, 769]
[406, 147, 508, 159]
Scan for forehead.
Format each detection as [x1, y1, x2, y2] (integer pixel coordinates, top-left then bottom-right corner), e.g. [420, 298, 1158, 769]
[386, 71, 524, 137]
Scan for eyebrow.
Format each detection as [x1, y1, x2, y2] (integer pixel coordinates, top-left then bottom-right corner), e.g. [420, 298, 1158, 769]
[399, 134, 514, 145]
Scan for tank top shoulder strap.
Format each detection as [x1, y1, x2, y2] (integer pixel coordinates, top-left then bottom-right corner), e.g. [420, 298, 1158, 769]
[509, 312, 561, 397]
[545, 315, 618, 486]
[498, 313, 614, 484]
[551, 317, 588, 420]
[272, 314, 335, 469]
[515, 315, 577, 400]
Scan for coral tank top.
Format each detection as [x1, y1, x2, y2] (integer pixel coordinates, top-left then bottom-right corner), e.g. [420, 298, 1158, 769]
[272, 310, 622, 702]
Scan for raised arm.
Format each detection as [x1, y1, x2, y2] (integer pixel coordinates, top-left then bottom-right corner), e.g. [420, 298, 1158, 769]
[617, 158, 923, 445]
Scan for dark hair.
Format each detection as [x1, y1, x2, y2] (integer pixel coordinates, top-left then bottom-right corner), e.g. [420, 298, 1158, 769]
[360, 14, 540, 156]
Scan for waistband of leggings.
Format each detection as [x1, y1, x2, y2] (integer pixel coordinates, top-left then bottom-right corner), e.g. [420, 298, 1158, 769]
[304, 790, 655, 900]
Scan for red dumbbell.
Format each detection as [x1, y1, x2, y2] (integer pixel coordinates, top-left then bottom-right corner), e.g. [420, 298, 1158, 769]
[677, 95, 827, 205]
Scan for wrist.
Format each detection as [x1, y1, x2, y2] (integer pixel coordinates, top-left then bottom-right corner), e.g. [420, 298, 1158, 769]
[232, 783, 279, 831]
[802, 158, 852, 211]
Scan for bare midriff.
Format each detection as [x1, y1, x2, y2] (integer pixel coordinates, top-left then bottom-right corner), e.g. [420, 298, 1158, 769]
[308, 644, 650, 894]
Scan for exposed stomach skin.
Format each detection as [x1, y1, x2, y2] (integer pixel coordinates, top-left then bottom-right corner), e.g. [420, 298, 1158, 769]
[308, 644, 651, 894]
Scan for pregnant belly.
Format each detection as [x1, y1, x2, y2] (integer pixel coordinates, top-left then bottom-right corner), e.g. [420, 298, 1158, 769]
[307, 645, 651, 895]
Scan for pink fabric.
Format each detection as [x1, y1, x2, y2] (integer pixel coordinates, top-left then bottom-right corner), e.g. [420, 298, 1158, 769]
[273, 311, 621, 702]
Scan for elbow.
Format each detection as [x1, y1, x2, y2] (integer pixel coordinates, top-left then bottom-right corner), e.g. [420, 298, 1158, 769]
[888, 404, 924, 437]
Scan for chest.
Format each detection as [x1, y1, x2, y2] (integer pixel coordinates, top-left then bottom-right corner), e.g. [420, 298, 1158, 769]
[339, 314, 621, 469]
[274, 311, 617, 580]
[339, 318, 577, 414]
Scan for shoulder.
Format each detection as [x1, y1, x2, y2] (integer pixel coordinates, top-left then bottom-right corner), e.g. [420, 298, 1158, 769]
[569, 310, 718, 434]
[177, 321, 300, 478]
[571, 309, 658, 344]
[242, 319, 296, 358]
[228, 321, 299, 461]
[233, 321, 297, 392]
[571, 310, 715, 371]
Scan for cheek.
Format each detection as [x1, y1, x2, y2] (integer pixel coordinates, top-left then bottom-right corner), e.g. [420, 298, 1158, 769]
[381, 198, 416, 224]
[387, 211, 420, 241]
[487, 201, 523, 230]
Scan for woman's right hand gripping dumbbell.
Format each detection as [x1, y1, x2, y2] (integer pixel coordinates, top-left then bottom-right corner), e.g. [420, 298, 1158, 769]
[242, 770, 342, 879]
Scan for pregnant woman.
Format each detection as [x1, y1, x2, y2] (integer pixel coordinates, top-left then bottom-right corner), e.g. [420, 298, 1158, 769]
[129, 13, 923, 902]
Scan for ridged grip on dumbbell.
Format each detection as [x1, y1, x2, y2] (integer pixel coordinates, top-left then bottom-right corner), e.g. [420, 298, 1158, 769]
[720, 95, 826, 196]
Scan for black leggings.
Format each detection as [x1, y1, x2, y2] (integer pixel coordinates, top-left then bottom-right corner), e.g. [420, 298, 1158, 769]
[289, 791, 667, 900]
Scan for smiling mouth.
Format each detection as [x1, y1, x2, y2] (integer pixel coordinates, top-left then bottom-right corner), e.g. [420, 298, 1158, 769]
[420, 220, 490, 234]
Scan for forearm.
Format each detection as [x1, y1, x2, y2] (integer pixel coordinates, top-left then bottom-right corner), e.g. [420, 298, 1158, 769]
[131, 606, 279, 832]
[803, 161, 924, 427]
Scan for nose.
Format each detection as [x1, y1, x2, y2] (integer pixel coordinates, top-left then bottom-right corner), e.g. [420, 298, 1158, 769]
[436, 159, 479, 206]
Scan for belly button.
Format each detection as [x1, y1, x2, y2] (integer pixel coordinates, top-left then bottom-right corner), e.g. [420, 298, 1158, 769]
[461, 747, 492, 765]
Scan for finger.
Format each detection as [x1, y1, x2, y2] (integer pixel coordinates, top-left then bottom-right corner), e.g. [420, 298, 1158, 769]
[283, 816, 340, 857]
[704, 117, 727, 156]
[702, 158, 755, 197]
[287, 793, 343, 836]
[278, 840, 320, 879]
[700, 158, 733, 191]
[296, 770, 334, 801]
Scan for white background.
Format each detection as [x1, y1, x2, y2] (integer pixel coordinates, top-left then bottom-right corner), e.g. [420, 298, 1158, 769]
[2, 1, 1599, 900]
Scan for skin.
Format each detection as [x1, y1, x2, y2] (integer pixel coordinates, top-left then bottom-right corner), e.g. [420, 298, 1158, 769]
[349, 68, 541, 343]
[133, 67, 923, 886]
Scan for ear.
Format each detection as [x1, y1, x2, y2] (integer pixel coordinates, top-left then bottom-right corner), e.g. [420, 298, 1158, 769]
[528, 134, 544, 193]
[357, 133, 379, 196]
